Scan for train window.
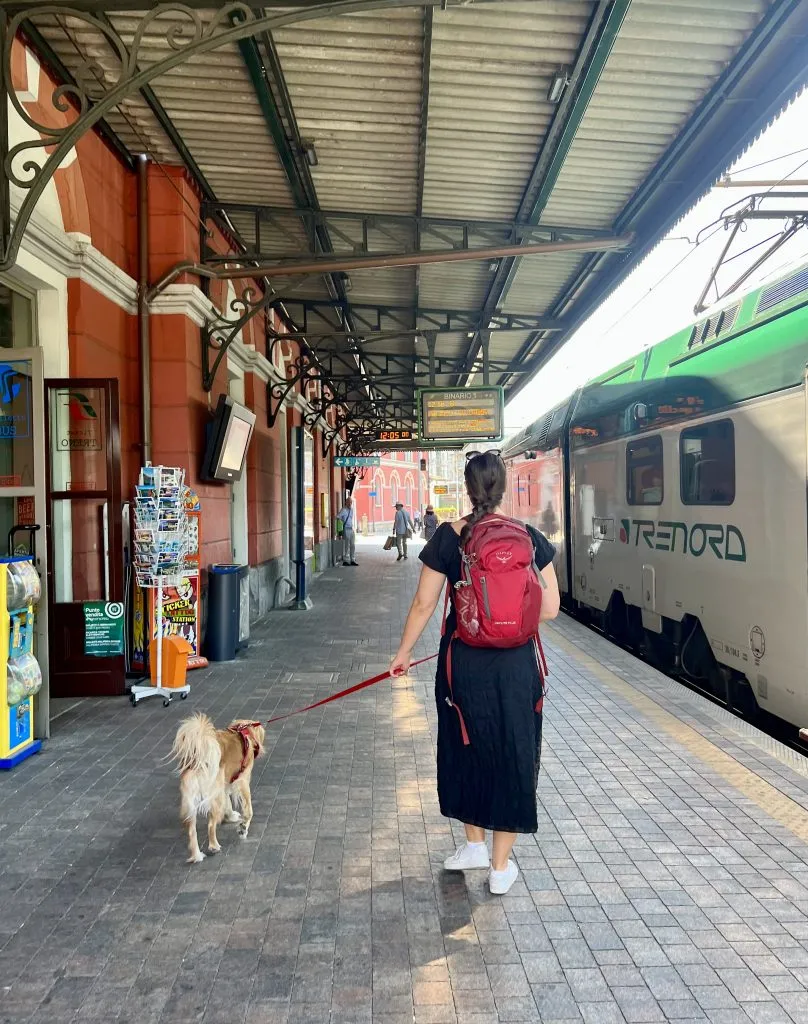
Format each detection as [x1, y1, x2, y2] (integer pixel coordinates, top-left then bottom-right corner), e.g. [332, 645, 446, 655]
[627, 436, 663, 505]
[680, 419, 735, 505]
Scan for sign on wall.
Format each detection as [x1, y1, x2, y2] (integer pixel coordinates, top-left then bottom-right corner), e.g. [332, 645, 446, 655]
[84, 601, 125, 657]
[54, 388, 103, 451]
[418, 387, 504, 443]
[334, 456, 381, 468]
[0, 361, 31, 439]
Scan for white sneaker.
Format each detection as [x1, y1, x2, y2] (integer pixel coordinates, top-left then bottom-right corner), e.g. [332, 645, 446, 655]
[443, 842, 490, 871]
[489, 860, 519, 895]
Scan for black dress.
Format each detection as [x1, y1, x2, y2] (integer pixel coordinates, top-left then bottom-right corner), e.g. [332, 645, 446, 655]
[420, 521, 555, 834]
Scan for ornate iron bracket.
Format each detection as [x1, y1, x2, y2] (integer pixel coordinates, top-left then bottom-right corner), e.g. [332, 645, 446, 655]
[266, 353, 320, 428]
[1, 0, 486, 274]
[201, 285, 277, 392]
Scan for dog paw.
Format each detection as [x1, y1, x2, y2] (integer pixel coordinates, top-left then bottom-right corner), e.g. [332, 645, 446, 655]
[238, 824, 250, 839]
[187, 852, 206, 864]
[207, 843, 221, 855]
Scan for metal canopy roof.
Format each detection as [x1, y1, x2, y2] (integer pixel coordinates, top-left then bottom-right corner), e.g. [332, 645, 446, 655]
[8, 0, 808, 448]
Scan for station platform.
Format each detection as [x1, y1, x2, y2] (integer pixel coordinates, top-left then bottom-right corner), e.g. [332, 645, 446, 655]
[4, 538, 808, 1023]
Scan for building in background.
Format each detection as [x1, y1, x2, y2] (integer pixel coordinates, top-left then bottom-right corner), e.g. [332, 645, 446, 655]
[351, 451, 429, 534]
[429, 449, 468, 521]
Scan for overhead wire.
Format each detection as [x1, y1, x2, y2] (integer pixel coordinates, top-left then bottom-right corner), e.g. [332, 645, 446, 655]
[731, 144, 808, 176]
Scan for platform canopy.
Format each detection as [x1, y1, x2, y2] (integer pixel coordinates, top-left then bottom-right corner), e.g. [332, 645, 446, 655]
[6, 0, 808, 448]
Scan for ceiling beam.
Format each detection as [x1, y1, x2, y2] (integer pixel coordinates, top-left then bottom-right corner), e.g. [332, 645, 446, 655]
[458, 0, 631, 383]
[272, 300, 566, 335]
[200, 202, 614, 260]
[150, 233, 632, 295]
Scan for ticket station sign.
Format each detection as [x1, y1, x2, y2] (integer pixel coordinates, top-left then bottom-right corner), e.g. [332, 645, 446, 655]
[418, 386, 504, 443]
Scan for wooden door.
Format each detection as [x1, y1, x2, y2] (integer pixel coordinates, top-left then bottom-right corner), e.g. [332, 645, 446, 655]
[45, 379, 125, 696]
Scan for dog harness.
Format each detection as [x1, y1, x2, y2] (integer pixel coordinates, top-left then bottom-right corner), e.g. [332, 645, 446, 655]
[228, 723, 262, 784]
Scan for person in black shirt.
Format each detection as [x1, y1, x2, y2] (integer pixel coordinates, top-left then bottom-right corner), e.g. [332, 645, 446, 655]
[391, 451, 560, 895]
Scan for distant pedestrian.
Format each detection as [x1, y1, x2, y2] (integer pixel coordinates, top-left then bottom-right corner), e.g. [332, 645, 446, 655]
[337, 497, 359, 566]
[393, 502, 414, 561]
[423, 505, 439, 541]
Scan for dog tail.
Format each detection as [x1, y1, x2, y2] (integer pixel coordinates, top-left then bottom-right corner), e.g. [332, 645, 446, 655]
[171, 712, 220, 779]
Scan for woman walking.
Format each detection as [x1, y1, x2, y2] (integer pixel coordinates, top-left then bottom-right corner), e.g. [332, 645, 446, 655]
[390, 451, 560, 894]
[422, 504, 439, 541]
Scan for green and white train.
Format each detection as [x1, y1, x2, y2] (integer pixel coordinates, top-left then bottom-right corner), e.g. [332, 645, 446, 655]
[503, 261, 808, 732]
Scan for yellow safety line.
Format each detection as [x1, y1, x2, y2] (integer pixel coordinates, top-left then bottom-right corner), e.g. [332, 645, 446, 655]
[546, 624, 808, 844]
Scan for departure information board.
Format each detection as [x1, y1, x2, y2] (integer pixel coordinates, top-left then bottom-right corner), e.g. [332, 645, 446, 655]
[418, 386, 504, 443]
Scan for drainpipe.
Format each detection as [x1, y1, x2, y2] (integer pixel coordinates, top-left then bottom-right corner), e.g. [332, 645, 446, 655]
[137, 154, 152, 464]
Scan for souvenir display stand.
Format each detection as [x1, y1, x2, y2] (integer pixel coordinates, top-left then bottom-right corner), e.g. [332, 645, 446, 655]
[130, 465, 195, 707]
[145, 490, 208, 670]
[0, 557, 43, 768]
[131, 491, 207, 675]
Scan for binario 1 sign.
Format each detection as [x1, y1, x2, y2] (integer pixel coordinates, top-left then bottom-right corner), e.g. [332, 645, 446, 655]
[418, 386, 504, 443]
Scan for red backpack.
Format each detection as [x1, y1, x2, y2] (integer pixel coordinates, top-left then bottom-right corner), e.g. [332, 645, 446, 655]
[443, 515, 548, 745]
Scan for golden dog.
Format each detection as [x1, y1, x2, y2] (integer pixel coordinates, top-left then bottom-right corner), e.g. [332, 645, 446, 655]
[170, 713, 265, 863]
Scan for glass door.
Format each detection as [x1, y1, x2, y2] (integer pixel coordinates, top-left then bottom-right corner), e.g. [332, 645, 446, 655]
[45, 379, 124, 696]
[0, 348, 48, 732]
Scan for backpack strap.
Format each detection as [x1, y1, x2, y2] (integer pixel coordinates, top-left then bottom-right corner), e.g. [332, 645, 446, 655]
[441, 582, 450, 638]
[445, 634, 471, 746]
[533, 633, 549, 713]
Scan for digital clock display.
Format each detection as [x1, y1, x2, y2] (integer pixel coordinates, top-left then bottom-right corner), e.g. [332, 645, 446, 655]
[376, 430, 414, 441]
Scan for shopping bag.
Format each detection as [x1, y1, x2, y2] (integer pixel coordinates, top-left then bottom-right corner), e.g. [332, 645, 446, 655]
[383, 535, 395, 551]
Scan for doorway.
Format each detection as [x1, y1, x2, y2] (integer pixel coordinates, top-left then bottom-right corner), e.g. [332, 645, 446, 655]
[45, 379, 125, 696]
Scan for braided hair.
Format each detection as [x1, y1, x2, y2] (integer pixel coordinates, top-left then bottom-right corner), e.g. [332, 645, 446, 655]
[459, 451, 507, 548]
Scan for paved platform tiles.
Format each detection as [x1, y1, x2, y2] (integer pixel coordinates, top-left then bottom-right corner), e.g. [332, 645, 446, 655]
[4, 535, 808, 1022]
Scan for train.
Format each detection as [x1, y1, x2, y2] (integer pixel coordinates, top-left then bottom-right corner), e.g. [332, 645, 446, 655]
[502, 260, 808, 734]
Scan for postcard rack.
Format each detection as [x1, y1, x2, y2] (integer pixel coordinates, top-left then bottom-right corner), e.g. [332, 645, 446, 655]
[129, 465, 195, 707]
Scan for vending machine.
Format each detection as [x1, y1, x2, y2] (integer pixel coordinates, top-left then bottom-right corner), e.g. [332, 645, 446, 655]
[0, 557, 43, 769]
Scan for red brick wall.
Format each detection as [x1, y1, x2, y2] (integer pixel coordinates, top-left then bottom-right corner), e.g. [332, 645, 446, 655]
[19, 33, 347, 594]
[68, 281, 140, 494]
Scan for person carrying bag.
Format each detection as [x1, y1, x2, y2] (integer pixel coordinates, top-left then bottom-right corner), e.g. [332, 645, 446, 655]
[393, 502, 415, 561]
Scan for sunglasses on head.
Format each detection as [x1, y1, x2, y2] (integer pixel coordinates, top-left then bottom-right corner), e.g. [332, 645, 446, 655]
[465, 448, 502, 461]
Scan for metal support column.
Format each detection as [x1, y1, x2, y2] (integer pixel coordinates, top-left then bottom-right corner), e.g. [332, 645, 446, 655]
[481, 330, 490, 386]
[425, 331, 437, 386]
[291, 425, 312, 611]
[0, 13, 9, 267]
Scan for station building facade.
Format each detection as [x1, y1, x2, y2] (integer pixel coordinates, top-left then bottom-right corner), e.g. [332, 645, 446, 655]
[4, 39, 347, 728]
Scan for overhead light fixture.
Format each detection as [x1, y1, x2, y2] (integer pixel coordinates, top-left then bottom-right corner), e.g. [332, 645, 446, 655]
[341, 273, 352, 291]
[548, 68, 569, 104]
[300, 138, 318, 167]
[488, 260, 499, 272]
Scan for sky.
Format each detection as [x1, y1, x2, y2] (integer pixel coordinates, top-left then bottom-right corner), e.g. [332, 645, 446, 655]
[504, 89, 808, 434]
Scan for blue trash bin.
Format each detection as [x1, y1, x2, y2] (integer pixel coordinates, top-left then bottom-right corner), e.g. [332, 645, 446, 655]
[206, 564, 241, 662]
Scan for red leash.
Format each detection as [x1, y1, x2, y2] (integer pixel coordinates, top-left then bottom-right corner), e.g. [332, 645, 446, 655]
[264, 654, 438, 727]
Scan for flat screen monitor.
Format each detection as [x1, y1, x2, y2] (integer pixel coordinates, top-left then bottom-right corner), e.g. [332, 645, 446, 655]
[201, 394, 256, 483]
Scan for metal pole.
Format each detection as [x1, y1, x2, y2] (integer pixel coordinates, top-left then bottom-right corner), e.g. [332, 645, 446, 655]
[0, 13, 9, 272]
[291, 426, 311, 610]
[481, 330, 490, 385]
[148, 234, 633, 297]
[425, 331, 437, 386]
[137, 154, 152, 463]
